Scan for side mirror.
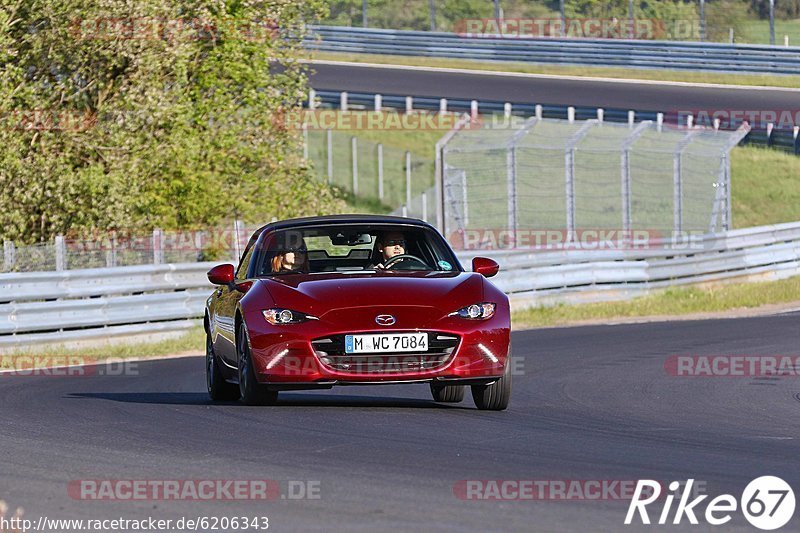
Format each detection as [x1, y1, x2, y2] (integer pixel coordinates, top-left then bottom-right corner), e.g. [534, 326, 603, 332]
[207, 264, 234, 285]
[472, 257, 499, 278]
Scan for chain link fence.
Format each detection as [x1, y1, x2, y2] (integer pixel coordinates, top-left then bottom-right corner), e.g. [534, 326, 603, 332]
[441, 115, 749, 248]
[2, 223, 259, 274]
[322, 0, 790, 45]
[304, 128, 435, 221]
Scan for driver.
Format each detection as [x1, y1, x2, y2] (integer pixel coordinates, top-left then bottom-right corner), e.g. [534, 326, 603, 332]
[373, 231, 407, 269]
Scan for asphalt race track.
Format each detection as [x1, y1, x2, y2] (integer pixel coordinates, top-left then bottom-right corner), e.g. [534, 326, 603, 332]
[1, 313, 799, 532]
[308, 61, 800, 113]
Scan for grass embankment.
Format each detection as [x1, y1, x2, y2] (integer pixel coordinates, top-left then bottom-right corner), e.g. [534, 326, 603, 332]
[512, 276, 800, 328]
[311, 52, 800, 89]
[1, 327, 205, 362]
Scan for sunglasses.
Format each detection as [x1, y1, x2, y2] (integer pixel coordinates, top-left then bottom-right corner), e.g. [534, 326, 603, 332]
[384, 239, 406, 247]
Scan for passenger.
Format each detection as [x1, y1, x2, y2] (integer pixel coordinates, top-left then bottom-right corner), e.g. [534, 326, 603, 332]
[270, 234, 309, 273]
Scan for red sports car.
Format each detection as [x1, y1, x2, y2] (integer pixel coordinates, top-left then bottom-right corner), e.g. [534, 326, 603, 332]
[204, 215, 511, 410]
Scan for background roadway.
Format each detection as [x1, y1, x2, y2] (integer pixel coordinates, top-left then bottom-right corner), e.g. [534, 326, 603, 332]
[308, 61, 800, 113]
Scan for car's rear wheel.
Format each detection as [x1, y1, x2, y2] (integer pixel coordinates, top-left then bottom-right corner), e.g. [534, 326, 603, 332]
[206, 333, 240, 401]
[471, 359, 512, 411]
[237, 323, 279, 406]
[430, 383, 465, 403]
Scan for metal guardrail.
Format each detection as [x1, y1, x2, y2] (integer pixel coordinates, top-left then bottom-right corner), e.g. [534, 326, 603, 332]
[1, 222, 799, 348]
[310, 89, 800, 155]
[306, 25, 800, 75]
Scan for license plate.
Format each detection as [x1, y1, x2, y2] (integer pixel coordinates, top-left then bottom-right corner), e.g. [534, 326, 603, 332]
[345, 333, 428, 354]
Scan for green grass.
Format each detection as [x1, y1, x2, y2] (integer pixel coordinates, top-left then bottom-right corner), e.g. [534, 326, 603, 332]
[740, 18, 800, 45]
[512, 275, 800, 328]
[731, 145, 800, 228]
[1, 327, 204, 361]
[312, 51, 800, 89]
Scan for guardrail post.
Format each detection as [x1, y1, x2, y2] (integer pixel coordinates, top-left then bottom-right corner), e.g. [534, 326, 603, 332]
[152, 228, 164, 265]
[535, 105, 542, 120]
[3, 240, 15, 270]
[377, 143, 384, 199]
[657, 113, 663, 132]
[597, 108, 604, 123]
[440, 98, 448, 113]
[422, 191, 428, 222]
[565, 150, 575, 233]
[504, 103, 512, 118]
[793, 126, 799, 154]
[470, 100, 478, 120]
[567, 106, 575, 124]
[628, 110, 635, 127]
[767, 123, 774, 147]
[326, 128, 333, 184]
[351, 136, 358, 196]
[308, 89, 317, 110]
[405, 96, 413, 113]
[405, 151, 412, 212]
[340, 91, 348, 111]
[55, 235, 66, 271]
[374, 94, 382, 112]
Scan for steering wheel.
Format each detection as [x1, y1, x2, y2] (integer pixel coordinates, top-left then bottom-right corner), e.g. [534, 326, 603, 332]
[383, 254, 429, 270]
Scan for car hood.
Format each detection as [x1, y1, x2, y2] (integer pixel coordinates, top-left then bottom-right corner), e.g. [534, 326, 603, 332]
[259, 271, 483, 318]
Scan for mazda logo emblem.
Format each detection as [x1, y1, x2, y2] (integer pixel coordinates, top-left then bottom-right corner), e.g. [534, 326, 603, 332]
[375, 314, 396, 326]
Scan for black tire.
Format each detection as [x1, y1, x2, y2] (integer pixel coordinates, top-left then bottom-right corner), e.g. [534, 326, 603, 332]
[206, 333, 240, 401]
[237, 323, 279, 406]
[430, 383, 465, 403]
[471, 360, 512, 411]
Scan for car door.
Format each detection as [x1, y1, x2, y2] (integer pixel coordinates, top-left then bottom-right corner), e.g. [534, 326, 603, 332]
[213, 239, 257, 366]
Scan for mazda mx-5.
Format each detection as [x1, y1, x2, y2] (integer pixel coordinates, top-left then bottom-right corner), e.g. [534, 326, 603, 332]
[204, 215, 511, 410]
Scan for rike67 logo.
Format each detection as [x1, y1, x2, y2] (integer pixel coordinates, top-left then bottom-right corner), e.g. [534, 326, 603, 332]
[625, 477, 795, 530]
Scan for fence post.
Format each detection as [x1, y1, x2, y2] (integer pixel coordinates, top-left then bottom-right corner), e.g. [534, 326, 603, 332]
[351, 136, 358, 196]
[326, 128, 333, 184]
[55, 235, 66, 271]
[152, 228, 164, 265]
[106, 233, 117, 268]
[402, 204, 408, 217]
[506, 146, 517, 233]
[405, 151, 412, 213]
[302, 122, 308, 160]
[377, 143, 384, 199]
[4, 240, 15, 270]
[422, 191, 428, 222]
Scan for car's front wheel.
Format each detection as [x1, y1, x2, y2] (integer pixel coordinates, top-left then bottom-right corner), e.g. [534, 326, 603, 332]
[237, 323, 279, 406]
[471, 359, 512, 411]
[430, 383, 465, 403]
[206, 332, 240, 401]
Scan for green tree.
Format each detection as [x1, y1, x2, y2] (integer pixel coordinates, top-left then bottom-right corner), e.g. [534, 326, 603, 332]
[0, 0, 343, 244]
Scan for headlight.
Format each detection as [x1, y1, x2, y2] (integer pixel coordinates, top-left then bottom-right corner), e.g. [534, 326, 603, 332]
[262, 308, 318, 325]
[449, 302, 496, 320]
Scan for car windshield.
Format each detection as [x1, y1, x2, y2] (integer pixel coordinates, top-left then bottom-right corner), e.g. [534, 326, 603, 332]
[252, 224, 459, 276]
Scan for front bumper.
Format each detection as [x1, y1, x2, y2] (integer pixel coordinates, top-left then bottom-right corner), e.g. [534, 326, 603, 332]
[245, 314, 510, 387]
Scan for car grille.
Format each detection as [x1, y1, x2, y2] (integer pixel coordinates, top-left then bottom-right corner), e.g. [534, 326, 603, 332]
[311, 333, 459, 374]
